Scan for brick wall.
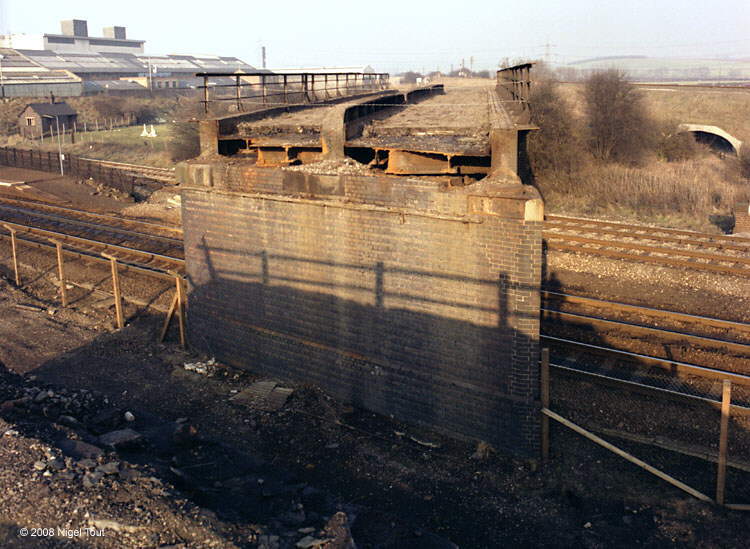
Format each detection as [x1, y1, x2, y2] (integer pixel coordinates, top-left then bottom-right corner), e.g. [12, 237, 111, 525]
[179, 161, 544, 456]
[735, 202, 750, 234]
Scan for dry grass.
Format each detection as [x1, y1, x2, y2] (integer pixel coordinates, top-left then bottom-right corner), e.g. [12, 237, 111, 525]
[640, 87, 750, 144]
[537, 155, 750, 232]
[3, 124, 174, 167]
[544, 82, 750, 230]
[558, 83, 750, 143]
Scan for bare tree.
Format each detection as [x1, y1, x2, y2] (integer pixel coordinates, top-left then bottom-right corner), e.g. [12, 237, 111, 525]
[583, 69, 656, 164]
[527, 78, 580, 176]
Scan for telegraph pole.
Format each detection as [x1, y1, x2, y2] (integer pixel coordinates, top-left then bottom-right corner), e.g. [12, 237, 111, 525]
[54, 116, 63, 175]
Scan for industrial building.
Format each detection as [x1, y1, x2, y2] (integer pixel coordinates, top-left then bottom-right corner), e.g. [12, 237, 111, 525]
[0, 20, 258, 97]
[0, 19, 145, 55]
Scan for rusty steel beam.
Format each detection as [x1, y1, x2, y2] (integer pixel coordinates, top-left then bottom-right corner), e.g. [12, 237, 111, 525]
[257, 148, 292, 167]
[386, 150, 452, 175]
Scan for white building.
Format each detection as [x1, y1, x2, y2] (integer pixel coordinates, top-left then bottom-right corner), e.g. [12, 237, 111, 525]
[0, 20, 145, 55]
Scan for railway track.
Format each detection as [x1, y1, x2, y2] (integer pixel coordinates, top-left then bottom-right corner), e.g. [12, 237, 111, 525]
[79, 158, 176, 184]
[0, 198, 184, 262]
[1, 199, 748, 386]
[542, 289, 750, 408]
[544, 214, 750, 277]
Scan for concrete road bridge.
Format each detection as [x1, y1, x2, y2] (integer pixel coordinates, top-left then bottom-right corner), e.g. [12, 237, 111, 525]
[677, 124, 742, 155]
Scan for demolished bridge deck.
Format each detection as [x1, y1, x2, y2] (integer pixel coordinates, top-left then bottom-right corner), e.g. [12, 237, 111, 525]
[227, 85, 493, 156]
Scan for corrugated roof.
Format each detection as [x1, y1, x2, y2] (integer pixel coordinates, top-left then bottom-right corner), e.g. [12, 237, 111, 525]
[8, 48, 255, 76]
[83, 80, 146, 91]
[26, 102, 77, 116]
[0, 49, 81, 84]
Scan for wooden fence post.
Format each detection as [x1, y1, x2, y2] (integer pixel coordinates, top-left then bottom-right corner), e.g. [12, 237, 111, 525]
[49, 239, 68, 307]
[101, 253, 124, 329]
[3, 224, 20, 286]
[175, 274, 186, 348]
[716, 379, 732, 505]
[541, 348, 551, 462]
[159, 293, 179, 343]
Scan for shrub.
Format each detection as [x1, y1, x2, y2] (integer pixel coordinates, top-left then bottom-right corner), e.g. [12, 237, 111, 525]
[526, 78, 580, 176]
[400, 72, 422, 84]
[656, 122, 698, 162]
[583, 69, 657, 164]
[169, 121, 200, 162]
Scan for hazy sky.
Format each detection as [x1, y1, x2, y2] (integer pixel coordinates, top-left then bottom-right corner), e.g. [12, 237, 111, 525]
[1, 0, 748, 72]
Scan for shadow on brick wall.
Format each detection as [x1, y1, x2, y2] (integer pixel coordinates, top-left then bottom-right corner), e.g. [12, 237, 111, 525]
[186, 236, 541, 456]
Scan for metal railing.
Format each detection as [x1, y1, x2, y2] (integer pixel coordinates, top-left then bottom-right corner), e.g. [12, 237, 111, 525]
[497, 62, 534, 103]
[0, 147, 169, 193]
[196, 71, 390, 114]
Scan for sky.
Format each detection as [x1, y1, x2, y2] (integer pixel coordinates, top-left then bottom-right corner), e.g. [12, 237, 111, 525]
[1, 0, 749, 73]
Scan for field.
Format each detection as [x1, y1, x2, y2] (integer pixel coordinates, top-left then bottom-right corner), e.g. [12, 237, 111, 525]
[541, 83, 750, 231]
[4, 123, 176, 168]
[559, 83, 750, 143]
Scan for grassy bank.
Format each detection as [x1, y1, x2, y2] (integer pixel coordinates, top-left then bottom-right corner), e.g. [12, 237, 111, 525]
[536, 155, 750, 232]
[558, 83, 750, 143]
[3, 123, 175, 167]
[538, 82, 750, 232]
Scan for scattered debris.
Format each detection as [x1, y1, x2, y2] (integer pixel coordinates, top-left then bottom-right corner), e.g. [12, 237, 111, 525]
[283, 158, 372, 176]
[183, 357, 216, 376]
[409, 435, 441, 449]
[470, 440, 494, 461]
[13, 303, 44, 312]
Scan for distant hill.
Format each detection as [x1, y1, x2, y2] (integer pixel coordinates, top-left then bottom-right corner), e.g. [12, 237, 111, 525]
[568, 55, 648, 65]
[562, 56, 750, 82]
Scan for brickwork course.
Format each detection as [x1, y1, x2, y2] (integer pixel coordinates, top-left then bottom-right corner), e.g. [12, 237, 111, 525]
[736, 202, 750, 234]
[178, 160, 544, 456]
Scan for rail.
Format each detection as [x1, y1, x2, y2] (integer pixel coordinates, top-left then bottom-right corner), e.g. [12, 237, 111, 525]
[195, 71, 390, 114]
[541, 289, 750, 409]
[0, 197, 182, 238]
[78, 158, 175, 183]
[0, 147, 172, 192]
[0, 219, 183, 274]
[544, 215, 750, 277]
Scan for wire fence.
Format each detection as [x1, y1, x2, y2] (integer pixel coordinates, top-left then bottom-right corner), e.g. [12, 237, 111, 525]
[545, 346, 750, 507]
[19, 114, 141, 143]
[0, 146, 167, 195]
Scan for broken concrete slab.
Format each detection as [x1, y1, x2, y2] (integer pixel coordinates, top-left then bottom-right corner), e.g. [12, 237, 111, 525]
[98, 428, 143, 450]
[59, 439, 103, 460]
[230, 381, 294, 411]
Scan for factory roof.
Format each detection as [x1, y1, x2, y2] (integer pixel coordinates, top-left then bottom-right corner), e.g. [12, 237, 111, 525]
[10, 48, 256, 76]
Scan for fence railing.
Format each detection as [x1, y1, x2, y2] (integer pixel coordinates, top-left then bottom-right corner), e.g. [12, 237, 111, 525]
[0, 147, 166, 194]
[542, 338, 750, 508]
[19, 114, 139, 142]
[497, 62, 533, 103]
[196, 71, 390, 114]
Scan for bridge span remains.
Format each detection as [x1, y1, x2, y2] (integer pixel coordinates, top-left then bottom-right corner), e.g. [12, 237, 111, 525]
[177, 66, 544, 456]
